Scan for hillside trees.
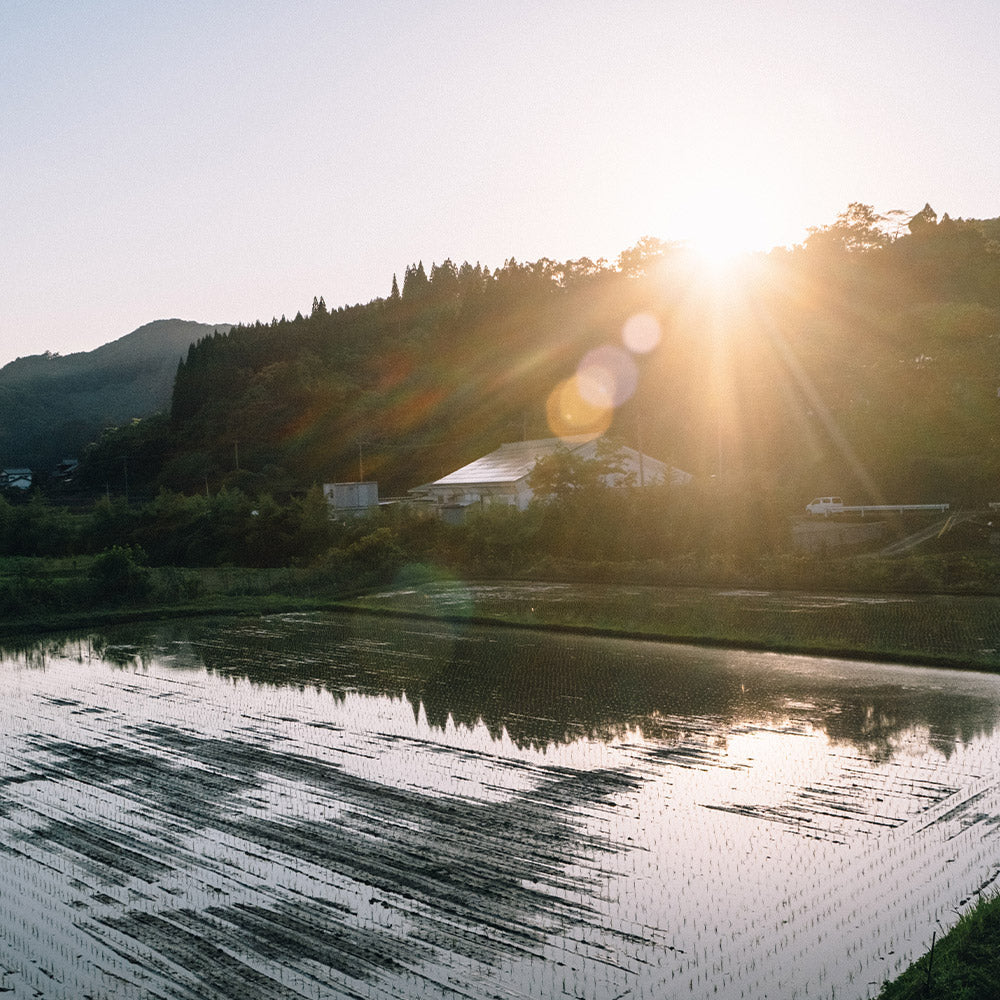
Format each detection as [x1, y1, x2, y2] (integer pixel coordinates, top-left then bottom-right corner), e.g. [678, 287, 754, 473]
[158, 254, 620, 495]
[805, 202, 891, 254]
[78, 414, 172, 498]
[53, 207, 1000, 516]
[2, 206, 998, 598]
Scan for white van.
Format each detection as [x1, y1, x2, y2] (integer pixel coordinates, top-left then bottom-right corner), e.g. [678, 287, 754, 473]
[805, 496, 844, 515]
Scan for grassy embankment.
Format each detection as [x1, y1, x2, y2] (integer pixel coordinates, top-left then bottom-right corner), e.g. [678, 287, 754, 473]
[0, 555, 330, 636]
[341, 573, 1000, 672]
[875, 891, 1000, 999]
[4, 554, 1000, 673]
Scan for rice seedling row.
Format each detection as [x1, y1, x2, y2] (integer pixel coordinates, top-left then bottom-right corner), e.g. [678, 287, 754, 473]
[0, 614, 998, 998]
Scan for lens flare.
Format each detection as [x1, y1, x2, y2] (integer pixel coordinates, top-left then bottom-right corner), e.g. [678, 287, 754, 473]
[622, 313, 661, 354]
[577, 345, 637, 408]
[546, 376, 612, 440]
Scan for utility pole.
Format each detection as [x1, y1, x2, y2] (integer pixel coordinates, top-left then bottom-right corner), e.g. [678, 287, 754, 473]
[636, 407, 645, 487]
[717, 416, 723, 481]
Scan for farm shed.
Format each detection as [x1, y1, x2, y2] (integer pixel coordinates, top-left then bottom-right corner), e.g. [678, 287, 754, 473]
[1, 468, 33, 491]
[323, 481, 379, 518]
[409, 436, 690, 519]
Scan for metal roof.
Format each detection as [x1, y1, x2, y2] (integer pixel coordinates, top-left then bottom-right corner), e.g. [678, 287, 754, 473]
[430, 437, 592, 487]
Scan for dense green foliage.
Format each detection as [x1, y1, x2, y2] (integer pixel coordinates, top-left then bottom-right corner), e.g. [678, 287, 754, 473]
[39, 204, 999, 509]
[0, 320, 229, 470]
[0, 487, 338, 566]
[3, 473, 1000, 640]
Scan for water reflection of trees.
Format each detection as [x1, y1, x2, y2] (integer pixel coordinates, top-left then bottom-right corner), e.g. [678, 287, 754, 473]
[5, 615, 999, 760]
[820, 685, 1000, 761]
[0, 633, 147, 670]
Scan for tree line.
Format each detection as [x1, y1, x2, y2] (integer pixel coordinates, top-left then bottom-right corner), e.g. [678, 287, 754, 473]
[18, 201, 1000, 519]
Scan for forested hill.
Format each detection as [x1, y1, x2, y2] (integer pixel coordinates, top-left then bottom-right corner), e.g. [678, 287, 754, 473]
[0, 319, 231, 469]
[82, 206, 1000, 506]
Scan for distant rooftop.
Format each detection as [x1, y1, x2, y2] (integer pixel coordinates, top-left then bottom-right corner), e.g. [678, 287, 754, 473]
[430, 437, 593, 487]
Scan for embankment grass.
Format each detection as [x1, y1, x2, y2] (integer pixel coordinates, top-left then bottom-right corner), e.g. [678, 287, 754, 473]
[0, 557, 332, 636]
[343, 578, 1000, 672]
[4, 557, 1000, 673]
[876, 892, 1000, 999]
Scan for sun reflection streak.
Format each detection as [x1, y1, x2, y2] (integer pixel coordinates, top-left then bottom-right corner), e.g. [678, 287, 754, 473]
[749, 294, 887, 502]
[530, 236, 892, 500]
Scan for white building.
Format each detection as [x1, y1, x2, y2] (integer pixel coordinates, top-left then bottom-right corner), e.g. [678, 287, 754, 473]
[409, 437, 690, 521]
[323, 481, 379, 518]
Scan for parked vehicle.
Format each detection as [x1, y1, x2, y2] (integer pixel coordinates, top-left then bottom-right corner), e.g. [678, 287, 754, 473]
[806, 497, 844, 514]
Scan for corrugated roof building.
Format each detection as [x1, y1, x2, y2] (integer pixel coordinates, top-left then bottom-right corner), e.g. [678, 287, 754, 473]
[409, 437, 690, 521]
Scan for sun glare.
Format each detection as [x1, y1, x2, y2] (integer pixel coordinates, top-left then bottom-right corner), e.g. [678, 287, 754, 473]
[689, 229, 749, 274]
[683, 205, 769, 278]
[660, 180, 784, 279]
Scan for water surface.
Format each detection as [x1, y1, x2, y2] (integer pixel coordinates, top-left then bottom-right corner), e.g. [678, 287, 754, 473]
[1, 613, 999, 999]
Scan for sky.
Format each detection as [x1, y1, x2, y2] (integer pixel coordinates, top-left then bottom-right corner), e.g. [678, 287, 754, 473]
[2, 0, 999, 367]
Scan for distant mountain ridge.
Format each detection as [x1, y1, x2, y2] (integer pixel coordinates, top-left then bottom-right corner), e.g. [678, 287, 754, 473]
[0, 319, 230, 469]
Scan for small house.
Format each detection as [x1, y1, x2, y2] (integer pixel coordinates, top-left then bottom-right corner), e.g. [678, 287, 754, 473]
[323, 481, 379, 518]
[52, 458, 79, 482]
[1, 468, 33, 491]
[409, 437, 690, 521]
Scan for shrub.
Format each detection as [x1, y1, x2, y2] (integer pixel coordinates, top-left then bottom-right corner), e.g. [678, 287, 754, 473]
[152, 566, 205, 602]
[344, 528, 404, 579]
[90, 545, 152, 602]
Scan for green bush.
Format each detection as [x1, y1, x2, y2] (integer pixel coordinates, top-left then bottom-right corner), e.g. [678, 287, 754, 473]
[152, 565, 205, 602]
[311, 526, 406, 589]
[344, 528, 404, 578]
[89, 545, 152, 602]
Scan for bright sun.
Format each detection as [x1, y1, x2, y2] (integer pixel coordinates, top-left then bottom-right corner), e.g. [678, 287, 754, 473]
[663, 180, 784, 275]
[684, 203, 767, 274]
[689, 229, 748, 274]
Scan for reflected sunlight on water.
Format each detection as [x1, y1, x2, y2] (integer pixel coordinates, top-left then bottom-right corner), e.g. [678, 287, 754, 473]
[0, 615, 999, 999]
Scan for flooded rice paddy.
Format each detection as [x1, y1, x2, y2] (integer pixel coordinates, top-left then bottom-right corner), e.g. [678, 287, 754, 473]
[1, 612, 999, 999]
